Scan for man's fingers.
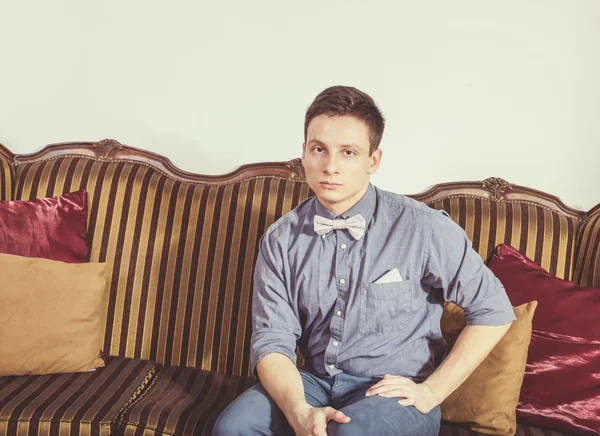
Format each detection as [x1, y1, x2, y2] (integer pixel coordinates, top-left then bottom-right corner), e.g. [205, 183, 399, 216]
[375, 388, 411, 399]
[309, 410, 329, 436]
[368, 375, 411, 391]
[366, 379, 412, 396]
[325, 407, 351, 423]
[368, 385, 402, 396]
[366, 380, 393, 395]
[398, 398, 416, 407]
[334, 410, 351, 423]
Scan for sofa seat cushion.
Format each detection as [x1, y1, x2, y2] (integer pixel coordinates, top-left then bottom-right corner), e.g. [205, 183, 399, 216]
[0, 356, 158, 436]
[440, 421, 574, 435]
[117, 366, 256, 436]
[116, 369, 576, 436]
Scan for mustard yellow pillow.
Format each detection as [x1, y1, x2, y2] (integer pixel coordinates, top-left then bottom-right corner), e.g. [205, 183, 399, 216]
[0, 253, 108, 376]
[440, 301, 537, 436]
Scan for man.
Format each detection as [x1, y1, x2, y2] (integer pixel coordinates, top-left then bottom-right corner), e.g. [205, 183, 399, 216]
[213, 86, 515, 436]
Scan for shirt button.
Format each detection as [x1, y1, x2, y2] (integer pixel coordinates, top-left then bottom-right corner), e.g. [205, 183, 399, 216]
[339, 278, 346, 284]
[336, 310, 342, 316]
[329, 364, 335, 369]
[321, 234, 326, 240]
[340, 243, 347, 249]
[332, 340, 339, 347]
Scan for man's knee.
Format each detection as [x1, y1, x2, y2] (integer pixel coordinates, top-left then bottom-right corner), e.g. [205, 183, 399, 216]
[328, 414, 440, 436]
[212, 407, 243, 436]
[212, 390, 264, 436]
[212, 383, 290, 436]
[328, 401, 441, 436]
[327, 408, 374, 436]
[327, 420, 364, 436]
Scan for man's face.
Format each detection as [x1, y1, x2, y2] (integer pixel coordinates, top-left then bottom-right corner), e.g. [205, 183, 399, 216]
[302, 114, 382, 215]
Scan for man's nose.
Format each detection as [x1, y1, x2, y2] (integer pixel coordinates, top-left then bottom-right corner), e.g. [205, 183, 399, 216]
[323, 154, 340, 174]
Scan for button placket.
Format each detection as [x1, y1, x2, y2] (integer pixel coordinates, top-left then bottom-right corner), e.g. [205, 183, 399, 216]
[325, 230, 350, 374]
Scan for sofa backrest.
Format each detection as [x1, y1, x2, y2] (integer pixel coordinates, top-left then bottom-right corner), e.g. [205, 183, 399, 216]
[11, 140, 311, 376]
[5, 140, 598, 377]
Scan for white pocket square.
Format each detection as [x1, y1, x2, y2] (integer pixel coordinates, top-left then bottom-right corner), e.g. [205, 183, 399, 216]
[374, 268, 403, 284]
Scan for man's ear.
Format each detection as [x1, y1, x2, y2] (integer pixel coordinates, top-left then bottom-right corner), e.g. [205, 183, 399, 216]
[367, 149, 382, 175]
[301, 142, 306, 160]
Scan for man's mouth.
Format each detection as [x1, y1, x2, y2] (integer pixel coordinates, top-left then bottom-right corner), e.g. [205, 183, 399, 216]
[320, 182, 342, 188]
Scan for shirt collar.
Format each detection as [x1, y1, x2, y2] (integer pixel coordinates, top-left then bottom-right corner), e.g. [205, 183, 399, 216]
[314, 183, 376, 227]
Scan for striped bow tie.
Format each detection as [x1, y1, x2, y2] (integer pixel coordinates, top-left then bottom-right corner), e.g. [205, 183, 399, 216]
[313, 214, 366, 240]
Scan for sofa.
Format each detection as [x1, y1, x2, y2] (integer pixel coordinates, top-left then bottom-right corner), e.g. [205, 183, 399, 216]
[0, 138, 597, 436]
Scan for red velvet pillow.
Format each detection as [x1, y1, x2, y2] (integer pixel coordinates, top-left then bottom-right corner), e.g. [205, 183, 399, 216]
[489, 244, 600, 435]
[0, 190, 88, 263]
[519, 331, 600, 435]
[489, 243, 600, 341]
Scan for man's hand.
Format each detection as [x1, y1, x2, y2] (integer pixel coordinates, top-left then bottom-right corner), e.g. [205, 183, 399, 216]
[287, 403, 351, 436]
[365, 374, 439, 414]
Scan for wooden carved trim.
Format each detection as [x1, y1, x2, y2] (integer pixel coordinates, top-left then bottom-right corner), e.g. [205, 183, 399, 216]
[586, 204, 600, 220]
[482, 177, 512, 201]
[0, 143, 14, 161]
[92, 139, 124, 159]
[5, 140, 597, 218]
[11, 139, 303, 186]
[409, 178, 588, 220]
[285, 158, 306, 180]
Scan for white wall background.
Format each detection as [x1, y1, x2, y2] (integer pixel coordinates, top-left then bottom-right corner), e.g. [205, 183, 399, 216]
[1, 0, 598, 210]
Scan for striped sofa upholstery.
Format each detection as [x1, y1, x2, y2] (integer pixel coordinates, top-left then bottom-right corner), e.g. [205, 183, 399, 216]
[0, 140, 597, 436]
[0, 358, 157, 436]
[11, 149, 311, 376]
[411, 179, 596, 287]
[573, 209, 600, 287]
[425, 197, 580, 280]
[0, 152, 13, 201]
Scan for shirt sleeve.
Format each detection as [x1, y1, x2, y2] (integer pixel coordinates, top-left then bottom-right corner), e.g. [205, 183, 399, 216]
[250, 230, 302, 378]
[421, 210, 516, 326]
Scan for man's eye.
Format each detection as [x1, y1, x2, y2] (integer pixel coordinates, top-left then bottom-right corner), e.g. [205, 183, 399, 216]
[344, 150, 355, 156]
[314, 147, 324, 153]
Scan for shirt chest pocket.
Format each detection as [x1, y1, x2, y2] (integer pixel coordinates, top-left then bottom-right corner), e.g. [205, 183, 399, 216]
[359, 280, 414, 334]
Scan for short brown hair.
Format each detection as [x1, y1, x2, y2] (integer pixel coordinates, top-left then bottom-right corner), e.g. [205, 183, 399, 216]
[304, 86, 385, 155]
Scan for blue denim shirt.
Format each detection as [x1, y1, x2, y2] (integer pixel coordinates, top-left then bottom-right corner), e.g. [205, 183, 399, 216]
[250, 184, 515, 381]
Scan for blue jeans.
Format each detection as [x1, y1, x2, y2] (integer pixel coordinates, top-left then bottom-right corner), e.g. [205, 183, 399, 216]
[213, 369, 441, 435]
